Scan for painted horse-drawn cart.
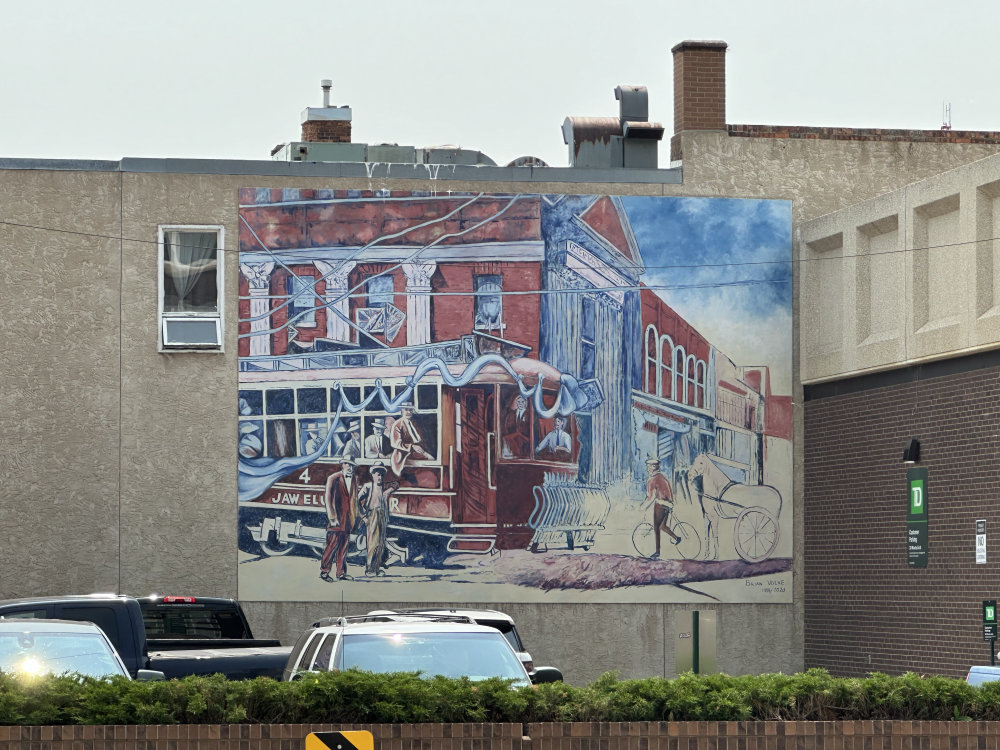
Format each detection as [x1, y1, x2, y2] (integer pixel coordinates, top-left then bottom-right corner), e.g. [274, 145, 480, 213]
[688, 453, 783, 563]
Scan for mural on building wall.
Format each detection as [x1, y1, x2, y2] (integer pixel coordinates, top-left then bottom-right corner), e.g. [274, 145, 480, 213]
[237, 190, 793, 603]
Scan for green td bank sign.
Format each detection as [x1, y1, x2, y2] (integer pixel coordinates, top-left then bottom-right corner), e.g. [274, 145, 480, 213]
[907, 468, 929, 568]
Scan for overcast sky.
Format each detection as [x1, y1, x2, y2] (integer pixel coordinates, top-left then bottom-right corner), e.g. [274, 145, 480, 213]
[2, 1, 994, 168]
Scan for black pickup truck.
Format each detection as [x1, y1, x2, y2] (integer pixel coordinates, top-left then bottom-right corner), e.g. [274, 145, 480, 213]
[0, 594, 290, 680]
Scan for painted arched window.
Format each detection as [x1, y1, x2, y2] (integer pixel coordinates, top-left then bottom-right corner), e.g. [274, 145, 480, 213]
[686, 355, 697, 406]
[644, 324, 658, 394]
[659, 334, 674, 399]
[673, 345, 687, 404]
[695, 360, 707, 408]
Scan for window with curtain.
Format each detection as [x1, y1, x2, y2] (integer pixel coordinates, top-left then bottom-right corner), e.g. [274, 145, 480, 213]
[159, 226, 224, 350]
[162, 231, 218, 313]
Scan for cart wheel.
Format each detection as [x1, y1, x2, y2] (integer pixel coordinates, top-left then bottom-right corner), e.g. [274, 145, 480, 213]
[672, 521, 701, 561]
[632, 522, 656, 558]
[734, 506, 780, 562]
[259, 530, 295, 557]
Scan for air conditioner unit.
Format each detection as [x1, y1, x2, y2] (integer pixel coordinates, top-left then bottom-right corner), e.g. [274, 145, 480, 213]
[162, 316, 222, 349]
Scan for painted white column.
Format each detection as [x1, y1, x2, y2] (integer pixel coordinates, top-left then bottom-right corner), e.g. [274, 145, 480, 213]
[239, 262, 275, 356]
[402, 262, 436, 345]
[314, 260, 356, 343]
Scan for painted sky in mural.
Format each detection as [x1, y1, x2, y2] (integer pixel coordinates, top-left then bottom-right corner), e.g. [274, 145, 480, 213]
[236, 190, 793, 604]
[624, 197, 793, 393]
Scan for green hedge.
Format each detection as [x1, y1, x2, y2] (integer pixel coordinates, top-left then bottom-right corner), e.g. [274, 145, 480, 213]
[3, 669, 1000, 725]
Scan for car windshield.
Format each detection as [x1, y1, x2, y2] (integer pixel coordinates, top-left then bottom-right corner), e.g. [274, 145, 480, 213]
[0, 632, 126, 679]
[338, 631, 528, 683]
[967, 667, 1000, 686]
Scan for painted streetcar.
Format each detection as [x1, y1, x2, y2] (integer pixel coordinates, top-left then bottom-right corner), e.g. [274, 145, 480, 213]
[238, 361, 595, 568]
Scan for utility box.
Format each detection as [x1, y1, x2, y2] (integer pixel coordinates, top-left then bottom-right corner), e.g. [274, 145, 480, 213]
[674, 610, 717, 674]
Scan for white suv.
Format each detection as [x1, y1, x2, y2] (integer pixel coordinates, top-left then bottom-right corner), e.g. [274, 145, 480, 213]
[367, 608, 537, 671]
[283, 613, 561, 685]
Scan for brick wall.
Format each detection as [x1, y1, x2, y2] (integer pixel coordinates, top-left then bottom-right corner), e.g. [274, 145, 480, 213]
[729, 124, 1000, 143]
[2, 721, 997, 750]
[804, 364, 1000, 677]
[670, 40, 727, 161]
[301, 119, 352, 143]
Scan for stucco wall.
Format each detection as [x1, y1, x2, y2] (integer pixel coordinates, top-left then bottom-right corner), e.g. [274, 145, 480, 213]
[0, 168, 123, 594]
[678, 131, 1000, 221]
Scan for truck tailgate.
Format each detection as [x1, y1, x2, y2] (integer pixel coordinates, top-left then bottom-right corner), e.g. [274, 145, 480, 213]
[148, 645, 292, 680]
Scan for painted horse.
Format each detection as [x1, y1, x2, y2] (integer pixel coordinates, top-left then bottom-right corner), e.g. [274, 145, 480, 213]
[686, 453, 782, 562]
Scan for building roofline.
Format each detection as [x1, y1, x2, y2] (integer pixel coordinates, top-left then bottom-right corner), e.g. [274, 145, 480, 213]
[0, 156, 683, 185]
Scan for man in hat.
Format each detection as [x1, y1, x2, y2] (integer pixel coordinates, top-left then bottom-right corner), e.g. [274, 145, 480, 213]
[320, 456, 360, 582]
[388, 401, 430, 475]
[358, 461, 398, 576]
[644, 457, 681, 559]
[340, 419, 362, 460]
[365, 417, 390, 459]
[304, 425, 327, 455]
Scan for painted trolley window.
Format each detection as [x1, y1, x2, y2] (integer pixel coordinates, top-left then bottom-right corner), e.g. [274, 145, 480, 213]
[238, 382, 440, 463]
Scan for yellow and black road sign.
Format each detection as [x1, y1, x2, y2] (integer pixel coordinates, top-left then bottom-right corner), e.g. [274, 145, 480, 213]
[306, 730, 374, 750]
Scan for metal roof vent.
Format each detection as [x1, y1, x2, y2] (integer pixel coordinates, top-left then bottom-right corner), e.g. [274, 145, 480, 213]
[563, 85, 664, 169]
[615, 85, 649, 123]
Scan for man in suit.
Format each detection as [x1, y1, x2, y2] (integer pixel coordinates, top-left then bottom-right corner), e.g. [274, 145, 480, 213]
[320, 456, 359, 582]
[365, 417, 390, 459]
[501, 393, 531, 459]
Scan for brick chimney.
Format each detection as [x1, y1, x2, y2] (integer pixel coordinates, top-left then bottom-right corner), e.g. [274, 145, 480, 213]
[670, 40, 727, 162]
[301, 79, 352, 143]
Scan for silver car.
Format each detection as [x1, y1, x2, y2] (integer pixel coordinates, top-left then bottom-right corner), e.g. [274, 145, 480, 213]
[0, 619, 161, 680]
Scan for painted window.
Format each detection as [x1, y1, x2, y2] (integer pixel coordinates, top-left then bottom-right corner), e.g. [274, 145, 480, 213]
[644, 326, 656, 394]
[695, 360, 707, 408]
[474, 274, 503, 331]
[366, 275, 394, 308]
[500, 385, 533, 460]
[580, 296, 596, 379]
[660, 335, 675, 399]
[237, 382, 440, 464]
[643, 324, 676, 398]
[716, 427, 751, 465]
[534, 412, 576, 463]
[158, 225, 224, 350]
[288, 274, 317, 327]
[686, 355, 697, 405]
[674, 346, 686, 404]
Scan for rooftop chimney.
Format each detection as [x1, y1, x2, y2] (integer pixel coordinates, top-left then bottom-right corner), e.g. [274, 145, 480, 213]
[671, 40, 727, 162]
[301, 79, 352, 143]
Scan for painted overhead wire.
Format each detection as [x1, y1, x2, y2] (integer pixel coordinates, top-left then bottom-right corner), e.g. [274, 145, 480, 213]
[0, 217, 986, 270]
